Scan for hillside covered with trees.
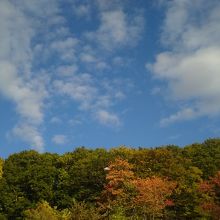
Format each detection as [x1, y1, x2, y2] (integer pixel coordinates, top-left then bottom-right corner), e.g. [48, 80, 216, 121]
[0, 139, 220, 219]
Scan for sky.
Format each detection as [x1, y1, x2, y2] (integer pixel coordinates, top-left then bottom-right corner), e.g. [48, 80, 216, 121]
[0, 0, 220, 157]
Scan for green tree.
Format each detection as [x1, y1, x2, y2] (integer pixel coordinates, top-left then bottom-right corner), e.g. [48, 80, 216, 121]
[0, 151, 58, 218]
[60, 148, 109, 204]
[184, 139, 220, 179]
[68, 200, 101, 220]
[24, 201, 60, 220]
[0, 158, 3, 179]
[130, 146, 204, 218]
[168, 166, 203, 219]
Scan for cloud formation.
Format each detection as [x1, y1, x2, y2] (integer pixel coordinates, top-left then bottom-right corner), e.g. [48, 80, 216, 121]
[0, 0, 54, 151]
[96, 110, 121, 127]
[53, 74, 124, 127]
[52, 134, 68, 145]
[12, 123, 44, 152]
[86, 9, 144, 50]
[0, 0, 144, 150]
[149, 0, 220, 126]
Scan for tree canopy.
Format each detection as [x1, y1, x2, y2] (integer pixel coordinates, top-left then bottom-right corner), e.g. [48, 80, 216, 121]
[0, 138, 220, 219]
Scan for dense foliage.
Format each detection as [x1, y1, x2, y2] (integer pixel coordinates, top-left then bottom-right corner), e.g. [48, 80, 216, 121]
[0, 139, 220, 219]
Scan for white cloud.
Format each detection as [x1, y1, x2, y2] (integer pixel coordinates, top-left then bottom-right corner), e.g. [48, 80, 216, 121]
[79, 45, 109, 69]
[96, 61, 109, 70]
[114, 91, 126, 100]
[161, 0, 220, 51]
[15, 0, 62, 20]
[151, 87, 161, 95]
[80, 53, 97, 63]
[53, 74, 97, 110]
[0, 0, 137, 150]
[51, 37, 78, 51]
[68, 117, 83, 126]
[52, 134, 68, 145]
[149, 0, 220, 125]
[86, 9, 144, 50]
[56, 65, 78, 76]
[0, 1, 32, 69]
[0, 0, 61, 151]
[95, 0, 126, 11]
[53, 73, 126, 127]
[112, 56, 125, 66]
[160, 108, 198, 127]
[50, 37, 79, 61]
[73, 4, 91, 18]
[50, 117, 62, 124]
[12, 123, 44, 152]
[96, 110, 121, 127]
[0, 61, 47, 124]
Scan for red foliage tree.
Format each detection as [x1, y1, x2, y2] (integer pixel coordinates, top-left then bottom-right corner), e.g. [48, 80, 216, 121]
[199, 171, 220, 220]
[132, 176, 176, 219]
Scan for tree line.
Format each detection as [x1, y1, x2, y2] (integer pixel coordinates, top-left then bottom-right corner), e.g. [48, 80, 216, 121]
[0, 138, 220, 219]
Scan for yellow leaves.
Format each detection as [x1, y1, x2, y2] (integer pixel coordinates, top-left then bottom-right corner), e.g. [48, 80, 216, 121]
[108, 158, 134, 171]
[132, 176, 176, 205]
[101, 158, 176, 218]
[23, 201, 60, 220]
[131, 176, 176, 218]
[105, 158, 135, 197]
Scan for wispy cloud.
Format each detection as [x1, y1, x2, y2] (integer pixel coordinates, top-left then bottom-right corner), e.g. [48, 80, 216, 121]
[0, 0, 144, 150]
[50, 117, 62, 124]
[56, 65, 78, 77]
[73, 3, 91, 19]
[95, 0, 127, 11]
[50, 37, 79, 61]
[12, 123, 44, 152]
[95, 110, 121, 127]
[160, 108, 198, 127]
[53, 73, 125, 126]
[86, 9, 144, 50]
[148, 0, 220, 125]
[52, 134, 68, 145]
[0, 0, 56, 151]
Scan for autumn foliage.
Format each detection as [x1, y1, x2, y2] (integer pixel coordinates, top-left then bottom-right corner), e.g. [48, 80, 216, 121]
[105, 158, 135, 198]
[199, 171, 220, 219]
[0, 139, 220, 219]
[132, 177, 176, 218]
[100, 158, 176, 219]
[98, 158, 135, 217]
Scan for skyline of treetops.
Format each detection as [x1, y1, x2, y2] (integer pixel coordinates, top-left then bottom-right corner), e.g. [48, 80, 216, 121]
[0, 138, 220, 219]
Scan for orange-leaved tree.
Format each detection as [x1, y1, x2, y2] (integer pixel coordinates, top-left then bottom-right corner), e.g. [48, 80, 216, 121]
[132, 176, 176, 219]
[98, 158, 135, 217]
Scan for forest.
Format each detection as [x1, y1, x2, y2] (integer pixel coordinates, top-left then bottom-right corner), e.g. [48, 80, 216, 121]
[0, 138, 220, 220]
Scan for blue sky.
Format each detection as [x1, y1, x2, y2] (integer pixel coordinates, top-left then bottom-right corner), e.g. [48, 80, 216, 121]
[1, 0, 220, 157]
